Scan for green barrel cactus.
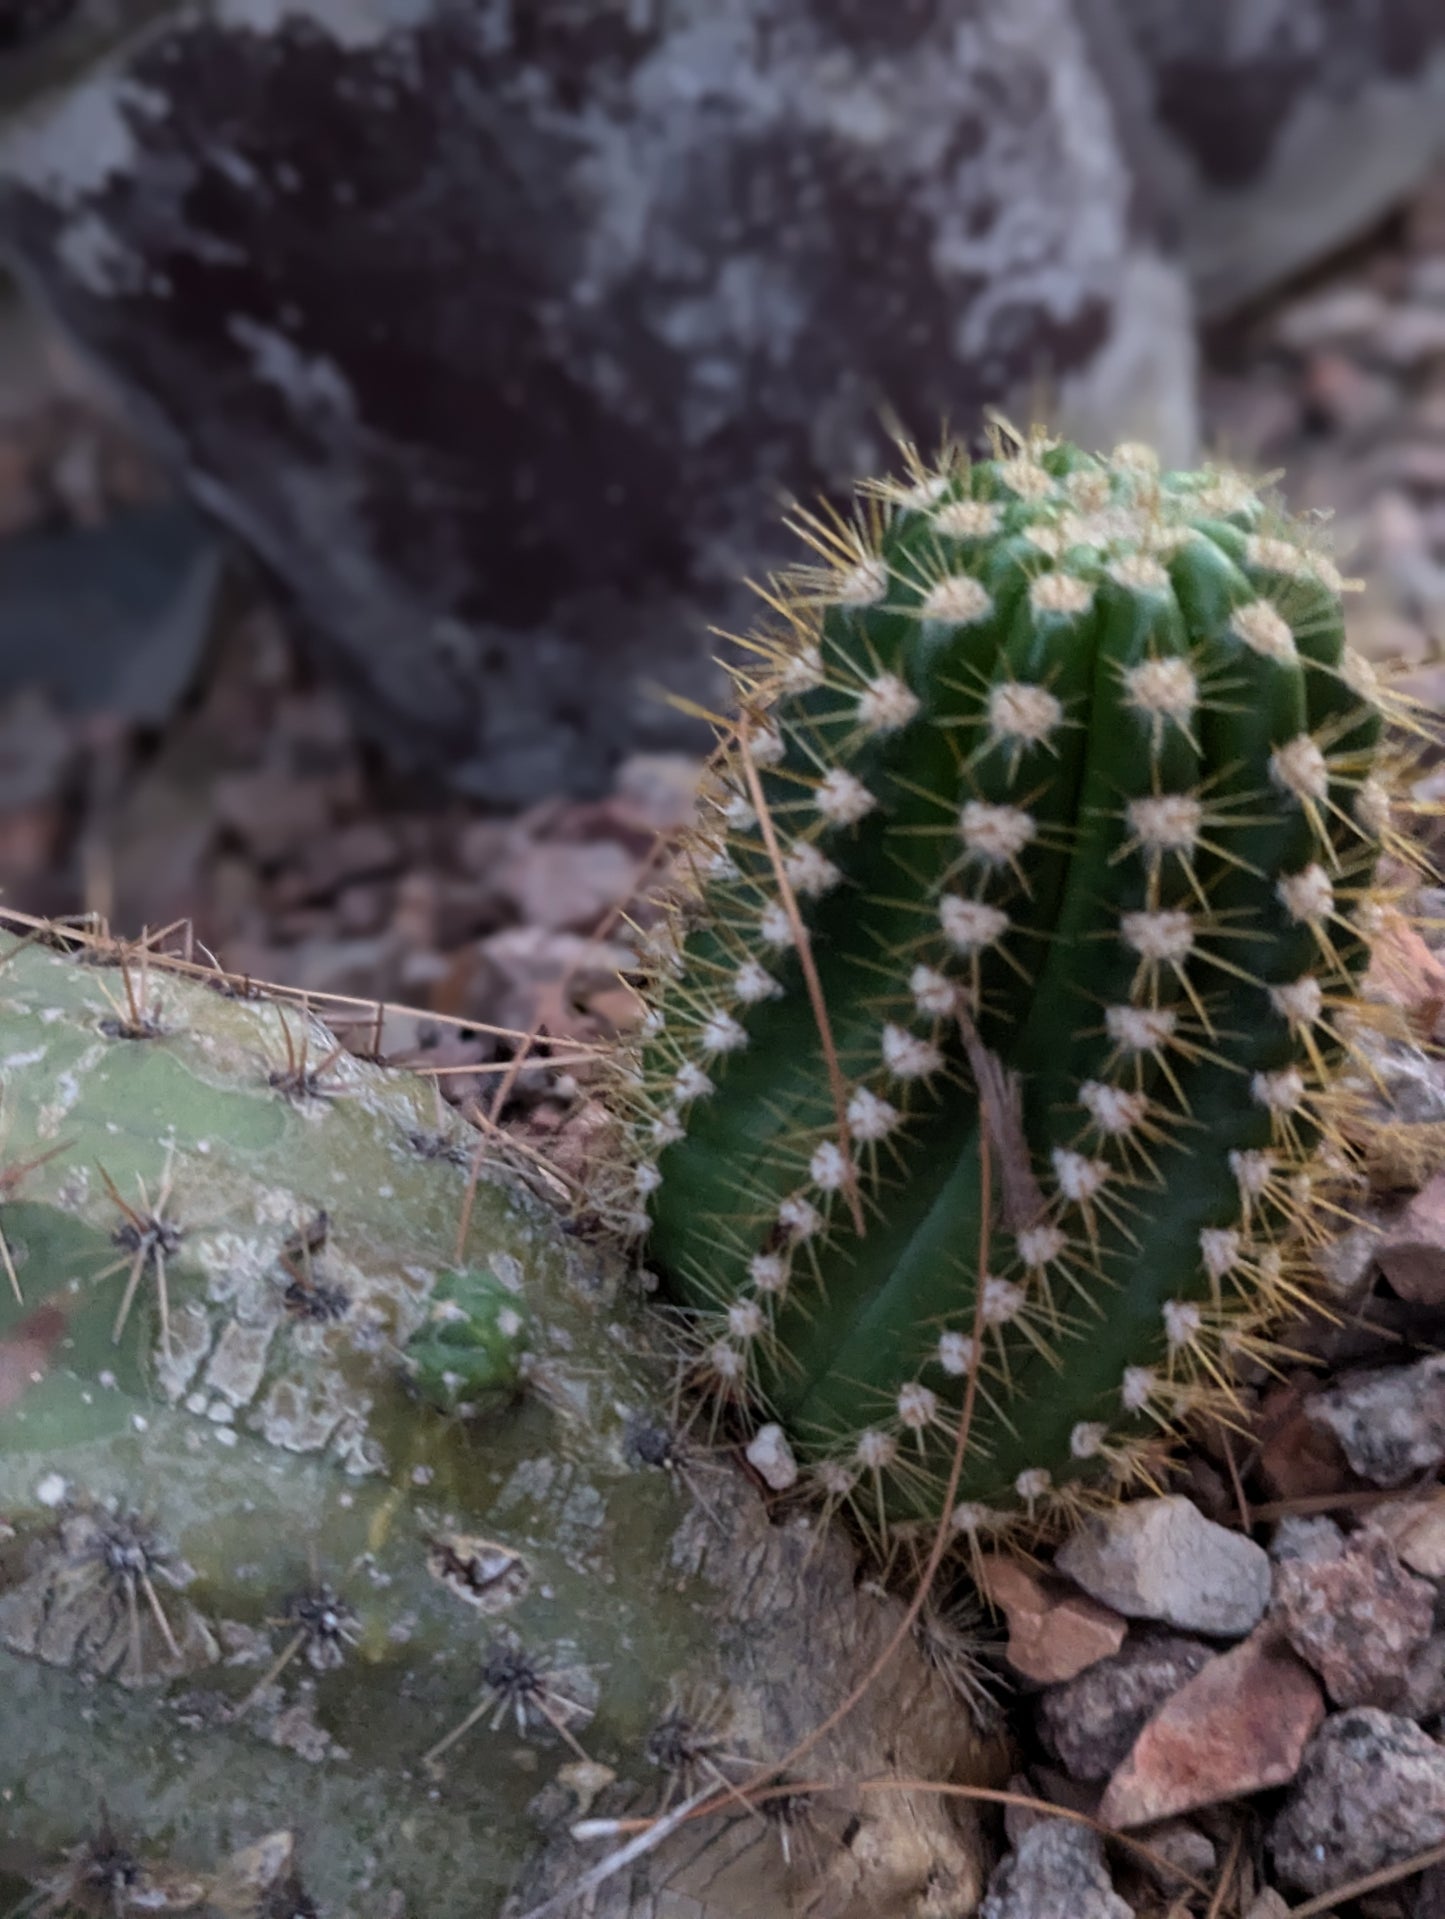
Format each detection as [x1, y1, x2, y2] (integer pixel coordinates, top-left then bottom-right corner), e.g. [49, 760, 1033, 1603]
[0, 936, 984, 1916]
[614, 431, 1408, 1542]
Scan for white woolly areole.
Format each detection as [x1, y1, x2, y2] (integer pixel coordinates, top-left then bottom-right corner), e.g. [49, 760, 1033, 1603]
[727, 1299, 764, 1341]
[1355, 777, 1391, 835]
[1121, 1365, 1156, 1412]
[1199, 1226, 1241, 1281]
[783, 842, 843, 898]
[981, 1276, 1026, 1325]
[882, 1022, 944, 1080]
[809, 1140, 852, 1191]
[1270, 734, 1330, 804]
[700, 1009, 748, 1055]
[937, 1330, 977, 1376]
[854, 1427, 899, 1471]
[1067, 468, 1113, 512]
[1105, 1003, 1177, 1053]
[933, 498, 1000, 539]
[1112, 441, 1160, 474]
[748, 1251, 789, 1295]
[759, 901, 796, 949]
[1339, 647, 1379, 703]
[987, 679, 1063, 749]
[949, 1501, 993, 1535]
[650, 1108, 685, 1147]
[1195, 473, 1257, 518]
[846, 1085, 899, 1142]
[1122, 907, 1195, 964]
[1277, 864, 1334, 925]
[816, 1460, 857, 1498]
[997, 457, 1055, 500]
[703, 848, 740, 883]
[1253, 1066, 1307, 1115]
[910, 964, 957, 1017]
[780, 644, 824, 694]
[1109, 553, 1170, 595]
[746, 1423, 799, 1490]
[896, 473, 949, 510]
[1071, 1421, 1108, 1460]
[833, 555, 889, 605]
[897, 1381, 938, 1429]
[1247, 533, 1343, 593]
[734, 958, 783, 1004]
[1015, 1467, 1052, 1502]
[922, 572, 993, 624]
[1124, 656, 1197, 725]
[1271, 975, 1324, 1028]
[641, 1007, 666, 1038]
[674, 1062, 715, 1104]
[1163, 1299, 1203, 1349]
[857, 672, 920, 735]
[1030, 571, 1094, 617]
[960, 799, 1037, 863]
[815, 766, 877, 826]
[940, 894, 1010, 955]
[708, 1341, 745, 1383]
[1053, 1147, 1109, 1201]
[722, 793, 756, 830]
[1127, 792, 1203, 855]
[1230, 1148, 1275, 1197]
[746, 722, 785, 766]
[1232, 599, 1297, 664]
[1024, 521, 1067, 559]
[778, 1193, 823, 1241]
[1080, 1080, 1148, 1136]
[634, 1161, 663, 1197]
[1018, 1222, 1066, 1268]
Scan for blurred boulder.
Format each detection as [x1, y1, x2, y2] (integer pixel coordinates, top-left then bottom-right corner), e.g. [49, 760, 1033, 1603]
[0, 0, 1437, 798]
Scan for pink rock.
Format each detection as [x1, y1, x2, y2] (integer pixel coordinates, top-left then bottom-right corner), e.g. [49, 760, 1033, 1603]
[1272, 1532, 1435, 1708]
[1097, 1627, 1324, 1830]
[1368, 1491, 1445, 1578]
[977, 1555, 1127, 1686]
[1376, 1174, 1445, 1305]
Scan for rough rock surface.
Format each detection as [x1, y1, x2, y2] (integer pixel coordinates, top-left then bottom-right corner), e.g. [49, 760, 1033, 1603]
[978, 1818, 1133, 1919]
[0, 0, 1191, 801]
[1054, 1496, 1271, 1636]
[1270, 1708, 1445, 1895]
[1096, 1627, 1326, 1829]
[0, 0, 1441, 796]
[1307, 1355, 1445, 1487]
[1038, 1630, 1214, 1782]
[1271, 1532, 1435, 1709]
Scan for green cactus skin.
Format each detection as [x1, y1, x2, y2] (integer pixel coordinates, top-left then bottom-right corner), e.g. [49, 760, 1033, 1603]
[0, 939, 718, 1912]
[0, 935, 990, 1919]
[617, 432, 1407, 1543]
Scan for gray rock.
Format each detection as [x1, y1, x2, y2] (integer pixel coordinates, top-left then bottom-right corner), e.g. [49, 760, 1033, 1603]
[1270, 1515, 1346, 1566]
[0, 0, 1441, 797]
[0, 0, 1194, 802]
[1055, 1496, 1271, 1636]
[1038, 1629, 1214, 1782]
[980, 1818, 1134, 1919]
[1308, 1356, 1445, 1488]
[1271, 1709, 1445, 1895]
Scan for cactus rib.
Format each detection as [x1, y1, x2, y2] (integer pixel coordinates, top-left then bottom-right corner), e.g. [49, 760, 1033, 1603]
[617, 430, 1414, 1541]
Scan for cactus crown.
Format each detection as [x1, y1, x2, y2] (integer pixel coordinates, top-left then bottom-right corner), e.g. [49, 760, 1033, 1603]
[610, 427, 1417, 1545]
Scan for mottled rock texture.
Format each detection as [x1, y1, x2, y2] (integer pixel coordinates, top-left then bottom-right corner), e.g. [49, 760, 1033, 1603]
[0, 0, 1440, 796]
